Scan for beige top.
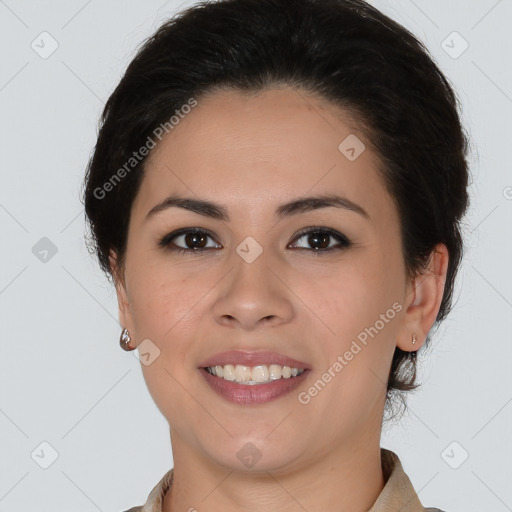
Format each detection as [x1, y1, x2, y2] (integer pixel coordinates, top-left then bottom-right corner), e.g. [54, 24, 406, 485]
[123, 448, 446, 512]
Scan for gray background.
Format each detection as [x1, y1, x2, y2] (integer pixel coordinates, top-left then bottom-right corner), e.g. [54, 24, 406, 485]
[0, 0, 511, 511]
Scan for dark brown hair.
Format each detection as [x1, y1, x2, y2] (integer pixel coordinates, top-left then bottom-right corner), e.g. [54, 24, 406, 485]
[82, 0, 470, 420]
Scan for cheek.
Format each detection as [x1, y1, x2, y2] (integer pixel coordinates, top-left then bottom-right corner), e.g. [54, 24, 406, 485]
[300, 269, 400, 433]
[318, 249, 400, 332]
[130, 266, 210, 419]
[128, 261, 208, 335]
[310, 249, 402, 393]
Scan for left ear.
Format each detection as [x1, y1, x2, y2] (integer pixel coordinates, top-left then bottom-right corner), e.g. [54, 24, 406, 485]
[396, 243, 449, 351]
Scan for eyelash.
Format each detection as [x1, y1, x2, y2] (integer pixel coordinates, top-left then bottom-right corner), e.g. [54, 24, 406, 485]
[158, 226, 351, 256]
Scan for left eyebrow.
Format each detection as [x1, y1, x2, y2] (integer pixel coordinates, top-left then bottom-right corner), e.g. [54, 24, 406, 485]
[145, 193, 371, 222]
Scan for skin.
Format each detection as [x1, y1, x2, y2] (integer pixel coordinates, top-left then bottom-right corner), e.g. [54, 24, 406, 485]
[111, 86, 448, 512]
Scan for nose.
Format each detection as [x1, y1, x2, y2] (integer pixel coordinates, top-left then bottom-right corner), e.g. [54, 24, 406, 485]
[212, 250, 295, 331]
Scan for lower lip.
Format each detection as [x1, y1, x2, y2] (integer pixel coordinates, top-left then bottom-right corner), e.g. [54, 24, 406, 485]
[199, 368, 310, 405]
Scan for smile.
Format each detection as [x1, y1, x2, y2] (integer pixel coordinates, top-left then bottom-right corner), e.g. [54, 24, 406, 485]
[205, 363, 305, 384]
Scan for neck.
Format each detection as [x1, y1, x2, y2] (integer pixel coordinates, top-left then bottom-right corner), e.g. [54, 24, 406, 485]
[163, 429, 385, 512]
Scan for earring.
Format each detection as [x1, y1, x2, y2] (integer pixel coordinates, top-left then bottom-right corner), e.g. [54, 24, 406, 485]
[411, 333, 417, 345]
[120, 328, 134, 351]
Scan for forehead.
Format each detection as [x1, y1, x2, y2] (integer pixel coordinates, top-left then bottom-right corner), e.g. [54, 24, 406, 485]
[133, 87, 392, 224]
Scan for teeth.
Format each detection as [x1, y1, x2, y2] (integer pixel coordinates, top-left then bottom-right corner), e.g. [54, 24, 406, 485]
[205, 364, 305, 384]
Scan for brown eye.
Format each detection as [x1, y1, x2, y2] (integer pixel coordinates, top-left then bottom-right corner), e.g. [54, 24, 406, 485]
[183, 231, 208, 249]
[158, 228, 220, 254]
[289, 227, 351, 253]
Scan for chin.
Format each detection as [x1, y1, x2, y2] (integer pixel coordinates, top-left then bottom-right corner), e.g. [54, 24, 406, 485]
[204, 435, 304, 475]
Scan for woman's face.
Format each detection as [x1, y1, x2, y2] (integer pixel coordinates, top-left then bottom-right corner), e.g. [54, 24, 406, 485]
[114, 87, 420, 472]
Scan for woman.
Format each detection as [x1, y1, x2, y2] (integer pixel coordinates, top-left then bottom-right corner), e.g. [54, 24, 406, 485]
[82, 0, 470, 510]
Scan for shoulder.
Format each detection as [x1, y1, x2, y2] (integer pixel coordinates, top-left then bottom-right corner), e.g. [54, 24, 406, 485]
[379, 449, 449, 512]
[120, 468, 174, 512]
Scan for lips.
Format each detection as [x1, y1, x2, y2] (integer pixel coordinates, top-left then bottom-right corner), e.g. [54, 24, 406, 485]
[198, 350, 311, 370]
[200, 366, 310, 405]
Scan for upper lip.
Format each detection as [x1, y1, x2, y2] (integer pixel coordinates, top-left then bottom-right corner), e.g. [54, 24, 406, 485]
[199, 350, 311, 370]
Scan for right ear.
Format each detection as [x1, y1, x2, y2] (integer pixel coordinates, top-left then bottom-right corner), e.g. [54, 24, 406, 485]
[109, 250, 133, 331]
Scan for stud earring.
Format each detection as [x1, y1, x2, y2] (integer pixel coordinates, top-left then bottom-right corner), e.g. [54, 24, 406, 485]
[120, 328, 134, 351]
[412, 333, 417, 345]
